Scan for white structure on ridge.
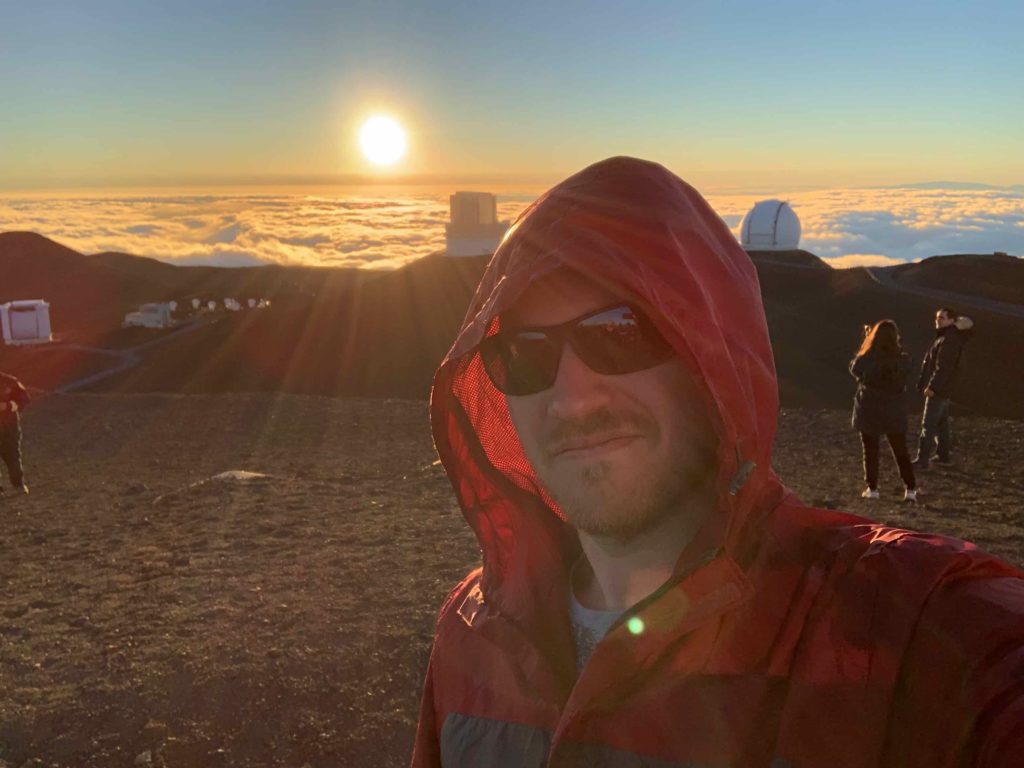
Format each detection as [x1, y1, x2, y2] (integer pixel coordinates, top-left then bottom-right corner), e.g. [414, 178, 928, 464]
[445, 192, 510, 257]
[123, 303, 174, 329]
[740, 200, 801, 251]
[1, 300, 52, 345]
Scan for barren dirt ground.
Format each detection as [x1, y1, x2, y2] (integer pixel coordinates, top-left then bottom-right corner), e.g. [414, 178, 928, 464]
[1, 395, 1021, 767]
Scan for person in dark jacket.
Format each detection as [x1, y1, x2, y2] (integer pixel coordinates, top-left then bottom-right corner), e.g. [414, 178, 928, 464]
[413, 157, 1024, 768]
[0, 371, 30, 495]
[849, 320, 916, 501]
[913, 307, 974, 469]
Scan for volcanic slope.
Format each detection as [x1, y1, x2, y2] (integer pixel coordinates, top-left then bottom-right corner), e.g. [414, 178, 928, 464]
[1, 233, 1022, 418]
[0, 394, 1020, 767]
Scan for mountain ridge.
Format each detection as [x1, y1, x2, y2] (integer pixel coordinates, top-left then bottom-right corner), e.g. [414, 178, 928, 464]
[2, 232, 1021, 419]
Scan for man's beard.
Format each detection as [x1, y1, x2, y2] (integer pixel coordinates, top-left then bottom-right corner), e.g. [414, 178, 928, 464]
[538, 420, 718, 541]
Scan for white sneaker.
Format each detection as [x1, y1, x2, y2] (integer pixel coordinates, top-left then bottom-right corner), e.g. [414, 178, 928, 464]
[903, 488, 918, 503]
[861, 488, 880, 500]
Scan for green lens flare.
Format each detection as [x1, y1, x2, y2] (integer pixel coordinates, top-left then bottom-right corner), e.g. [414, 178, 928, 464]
[627, 617, 645, 635]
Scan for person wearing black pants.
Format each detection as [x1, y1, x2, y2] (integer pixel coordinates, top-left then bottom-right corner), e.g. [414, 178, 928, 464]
[859, 431, 916, 496]
[850, 320, 917, 502]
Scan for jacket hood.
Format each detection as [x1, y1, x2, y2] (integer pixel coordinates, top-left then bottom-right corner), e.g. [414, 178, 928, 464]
[430, 156, 784, 619]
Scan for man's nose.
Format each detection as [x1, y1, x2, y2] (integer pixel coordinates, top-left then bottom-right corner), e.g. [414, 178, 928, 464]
[546, 343, 612, 420]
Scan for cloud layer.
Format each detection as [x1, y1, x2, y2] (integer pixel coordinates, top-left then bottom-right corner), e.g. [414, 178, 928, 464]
[1, 185, 1020, 269]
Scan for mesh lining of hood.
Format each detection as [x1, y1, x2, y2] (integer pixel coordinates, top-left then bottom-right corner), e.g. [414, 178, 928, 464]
[449, 332, 557, 508]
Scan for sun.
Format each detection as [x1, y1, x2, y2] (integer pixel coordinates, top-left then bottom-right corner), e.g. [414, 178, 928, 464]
[359, 116, 406, 165]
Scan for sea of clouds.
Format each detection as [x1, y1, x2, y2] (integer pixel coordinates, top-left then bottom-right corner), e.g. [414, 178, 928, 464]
[0, 185, 1021, 269]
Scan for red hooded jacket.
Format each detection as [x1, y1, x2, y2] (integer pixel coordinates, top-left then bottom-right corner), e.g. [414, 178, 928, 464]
[413, 157, 1024, 767]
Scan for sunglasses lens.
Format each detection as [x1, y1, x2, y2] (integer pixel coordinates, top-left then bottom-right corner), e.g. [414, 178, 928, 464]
[573, 306, 672, 375]
[479, 305, 673, 396]
[480, 331, 560, 396]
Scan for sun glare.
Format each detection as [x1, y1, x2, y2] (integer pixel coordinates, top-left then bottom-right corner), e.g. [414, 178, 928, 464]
[359, 116, 406, 166]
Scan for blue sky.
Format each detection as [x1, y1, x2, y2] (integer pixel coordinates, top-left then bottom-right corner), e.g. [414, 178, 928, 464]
[2, 0, 1022, 189]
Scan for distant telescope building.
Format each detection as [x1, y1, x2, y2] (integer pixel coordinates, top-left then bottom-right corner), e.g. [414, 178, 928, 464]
[1, 300, 53, 346]
[123, 302, 175, 329]
[445, 192, 510, 257]
[740, 199, 801, 251]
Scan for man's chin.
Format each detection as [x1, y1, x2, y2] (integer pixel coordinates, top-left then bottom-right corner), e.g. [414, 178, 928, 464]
[555, 490, 661, 540]
[569, 511, 659, 542]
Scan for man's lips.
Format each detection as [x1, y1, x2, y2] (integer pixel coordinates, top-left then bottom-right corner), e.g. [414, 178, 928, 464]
[549, 433, 641, 457]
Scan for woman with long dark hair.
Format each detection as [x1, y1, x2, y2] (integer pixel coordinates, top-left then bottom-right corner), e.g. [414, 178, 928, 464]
[850, 320, 917, 501]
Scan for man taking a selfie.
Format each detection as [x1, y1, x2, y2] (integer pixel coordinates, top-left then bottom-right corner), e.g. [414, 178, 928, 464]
[412, 157, 1024, 767]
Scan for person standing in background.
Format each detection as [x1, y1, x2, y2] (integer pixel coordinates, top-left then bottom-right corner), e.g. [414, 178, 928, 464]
[914, 308, 974, 469]
[849, 320, 917, 501]
[0, 370, 30, 495]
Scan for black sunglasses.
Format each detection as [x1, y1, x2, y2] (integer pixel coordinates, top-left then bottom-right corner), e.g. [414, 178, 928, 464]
[478, 303, 674, 396]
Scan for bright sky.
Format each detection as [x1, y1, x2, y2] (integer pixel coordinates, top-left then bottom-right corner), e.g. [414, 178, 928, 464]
[2, 0, 1022, 191]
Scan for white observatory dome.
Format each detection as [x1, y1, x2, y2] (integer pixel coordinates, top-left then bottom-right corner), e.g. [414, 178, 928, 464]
[740, 199, 801, 251]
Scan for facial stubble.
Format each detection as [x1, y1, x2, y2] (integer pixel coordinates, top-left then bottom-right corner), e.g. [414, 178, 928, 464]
[539, 422, 718, 541]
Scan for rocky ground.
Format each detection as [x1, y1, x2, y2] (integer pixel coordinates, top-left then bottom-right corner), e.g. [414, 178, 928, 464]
[0, 395, 1021, 767]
